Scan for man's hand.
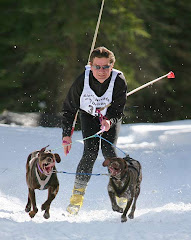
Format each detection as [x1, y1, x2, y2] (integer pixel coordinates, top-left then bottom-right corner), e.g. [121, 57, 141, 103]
[101, 119, 111, 132]
[62, 136, 72, 156]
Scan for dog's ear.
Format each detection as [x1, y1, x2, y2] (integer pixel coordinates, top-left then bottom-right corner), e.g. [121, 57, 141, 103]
[40, 145, 50, 152]
[54, 153, 61, 163]
[102, 159, 110, 167]
[27, 153, 32, 163]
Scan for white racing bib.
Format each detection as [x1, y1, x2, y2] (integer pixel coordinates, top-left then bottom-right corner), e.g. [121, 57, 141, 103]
[80, 65, 121, 116]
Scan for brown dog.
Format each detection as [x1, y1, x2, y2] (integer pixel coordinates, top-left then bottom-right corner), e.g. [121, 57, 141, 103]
[103, 156, 142, 222]
[25, 146, 61, 219]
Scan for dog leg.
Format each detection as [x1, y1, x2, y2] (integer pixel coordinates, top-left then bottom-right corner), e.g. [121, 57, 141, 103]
[128, 185, 140, 219]
[43, 206, 50, 219]
[25, 192, 31, 212]
[28, 188, 38, 218]
[121, 197, 133, 223]
[41, 185, 59, 219]
[109, 191, 123, 213]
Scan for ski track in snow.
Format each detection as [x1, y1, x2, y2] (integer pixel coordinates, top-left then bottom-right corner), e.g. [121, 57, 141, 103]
[0, 120, 191, 240]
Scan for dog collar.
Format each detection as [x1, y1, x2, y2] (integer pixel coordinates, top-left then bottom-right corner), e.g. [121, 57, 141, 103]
[37, 162, 44, 174]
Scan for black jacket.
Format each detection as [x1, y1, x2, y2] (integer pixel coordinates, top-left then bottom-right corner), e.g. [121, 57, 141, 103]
[62, 70, 127, 136]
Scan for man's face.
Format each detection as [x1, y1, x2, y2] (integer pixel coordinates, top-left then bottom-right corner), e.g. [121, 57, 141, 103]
[90, 57, 113, 83]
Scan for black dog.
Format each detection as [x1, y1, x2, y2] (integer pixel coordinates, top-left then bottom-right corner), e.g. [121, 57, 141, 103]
[25, 146, 61, 219]
[103, 156, 142, 222]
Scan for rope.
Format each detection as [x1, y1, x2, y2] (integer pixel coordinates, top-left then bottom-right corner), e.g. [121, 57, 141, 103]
[52, 170, 109, 176]
[51, 128, 127, 176]
[51, 133, 97, 152]
[95, 134, 127, 156]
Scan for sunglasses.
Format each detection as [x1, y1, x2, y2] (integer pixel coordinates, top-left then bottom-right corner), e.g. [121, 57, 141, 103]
[92, 65, 111, 70]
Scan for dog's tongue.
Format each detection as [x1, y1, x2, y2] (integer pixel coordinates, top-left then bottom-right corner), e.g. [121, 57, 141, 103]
[109, 167, 118, 176]
[44, 162, 55, 174]
[45, 166, 52, 174]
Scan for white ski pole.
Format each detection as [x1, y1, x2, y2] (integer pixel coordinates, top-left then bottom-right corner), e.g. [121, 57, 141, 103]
[71, 0, 105, 135]
[126, 71, 175, 97]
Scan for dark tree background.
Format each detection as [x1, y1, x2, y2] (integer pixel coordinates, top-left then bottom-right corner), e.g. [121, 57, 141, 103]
[0, 0, 190, 124]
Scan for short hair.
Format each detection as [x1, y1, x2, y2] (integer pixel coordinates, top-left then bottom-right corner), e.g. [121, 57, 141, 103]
[90, 46, 116, 64]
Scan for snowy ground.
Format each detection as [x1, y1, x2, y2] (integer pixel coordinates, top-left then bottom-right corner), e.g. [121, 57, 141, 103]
[0, 120, 191, 240]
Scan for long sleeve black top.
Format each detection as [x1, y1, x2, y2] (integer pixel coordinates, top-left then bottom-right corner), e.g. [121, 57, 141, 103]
[62, 70, 127, 137]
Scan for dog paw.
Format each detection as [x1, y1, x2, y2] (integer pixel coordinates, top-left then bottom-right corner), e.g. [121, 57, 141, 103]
[25, 205, 31, 213]
[128, 213, 134, 219]
[43, 211, 50, 219]
[112, 206, 123, 213]
[29, 209, 38, 218]
[121, 215, 127, 223]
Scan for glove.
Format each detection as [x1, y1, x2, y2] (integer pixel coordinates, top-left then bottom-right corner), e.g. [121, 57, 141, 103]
[62, 136, 72, 156]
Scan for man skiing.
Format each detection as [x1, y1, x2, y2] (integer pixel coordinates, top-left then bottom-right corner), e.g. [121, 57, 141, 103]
[62, 46, 127, 214]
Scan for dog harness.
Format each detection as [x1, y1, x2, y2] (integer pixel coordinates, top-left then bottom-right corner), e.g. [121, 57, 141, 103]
[124, 155, 141, 177]
[80, 65, 122, 116]
[35, 167, 52, 190]
[111, 173, 131, 197]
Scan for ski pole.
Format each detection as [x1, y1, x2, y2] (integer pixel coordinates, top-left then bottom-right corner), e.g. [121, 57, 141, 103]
[126, 71, 175, 97]
[71, 0, 105, 135]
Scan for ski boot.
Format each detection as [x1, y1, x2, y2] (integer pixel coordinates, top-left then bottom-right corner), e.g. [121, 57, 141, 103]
[66, 188, 86, 215]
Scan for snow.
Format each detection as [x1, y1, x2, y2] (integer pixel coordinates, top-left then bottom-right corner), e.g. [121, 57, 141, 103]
[0, 120, 191, 240]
